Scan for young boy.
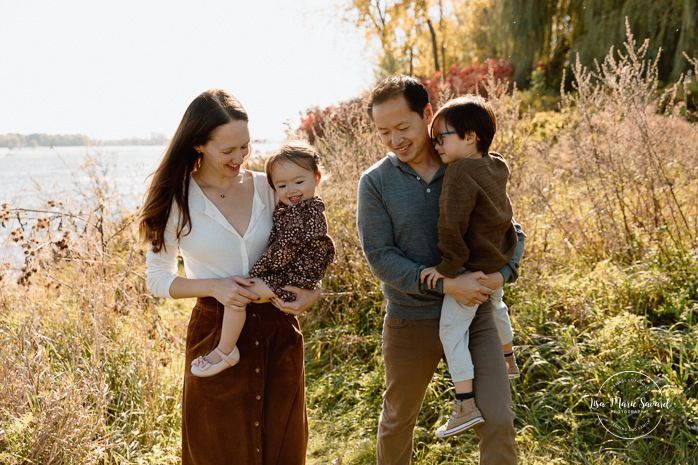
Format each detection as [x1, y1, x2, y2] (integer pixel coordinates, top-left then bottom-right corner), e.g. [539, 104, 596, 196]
[420, 95, 518, 438]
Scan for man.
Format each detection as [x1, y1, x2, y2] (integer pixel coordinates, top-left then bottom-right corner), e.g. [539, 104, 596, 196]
[357, 75, 524, 465]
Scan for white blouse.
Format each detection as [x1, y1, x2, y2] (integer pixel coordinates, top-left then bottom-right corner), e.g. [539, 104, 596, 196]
[145, 171, 277, 298]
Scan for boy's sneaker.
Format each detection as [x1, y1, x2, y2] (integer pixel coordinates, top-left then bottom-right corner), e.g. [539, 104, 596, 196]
[506, 353, 520, 379]
[435, 398, 485, 438]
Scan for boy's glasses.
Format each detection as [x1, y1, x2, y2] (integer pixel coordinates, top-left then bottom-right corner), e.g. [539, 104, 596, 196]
[431, 130, 457, 146]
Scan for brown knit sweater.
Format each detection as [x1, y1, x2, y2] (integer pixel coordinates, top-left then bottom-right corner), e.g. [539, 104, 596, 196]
[435, 152, 518, 278]
[249, 197, 335, 301]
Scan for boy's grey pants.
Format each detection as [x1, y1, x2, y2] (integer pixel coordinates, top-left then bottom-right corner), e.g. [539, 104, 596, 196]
[441, 287, 512, 382]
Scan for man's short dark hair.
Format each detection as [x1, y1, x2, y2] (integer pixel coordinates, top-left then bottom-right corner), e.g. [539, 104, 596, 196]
[367, 75, 430, 118]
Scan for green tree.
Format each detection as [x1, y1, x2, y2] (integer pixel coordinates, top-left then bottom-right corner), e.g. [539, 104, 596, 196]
[490, 0, 566, 87]
[344, 0, 697, 88]
[344, 0, 452, 76]
[491, 0, 696, 87]
[570, 0, 696, 82]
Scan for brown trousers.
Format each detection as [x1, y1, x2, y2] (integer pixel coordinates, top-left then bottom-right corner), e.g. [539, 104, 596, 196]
[377, 300, 517, 464]
[182, 298, 308, 465]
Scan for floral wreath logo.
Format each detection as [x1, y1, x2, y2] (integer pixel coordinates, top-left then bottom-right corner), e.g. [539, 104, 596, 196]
[589, 370, 669, 440]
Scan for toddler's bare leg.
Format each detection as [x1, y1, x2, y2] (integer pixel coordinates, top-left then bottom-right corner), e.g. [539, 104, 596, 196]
[191, 279, 277, 377]
[246, 278, 276, 302]
[190, 307, 246, 377]
[203, 306, 246, 365]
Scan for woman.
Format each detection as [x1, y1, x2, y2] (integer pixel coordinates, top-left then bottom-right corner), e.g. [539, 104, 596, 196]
[139, 89, 319, 464]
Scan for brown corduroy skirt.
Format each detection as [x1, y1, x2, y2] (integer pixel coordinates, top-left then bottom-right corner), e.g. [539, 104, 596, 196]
[182, 297, 308, 465]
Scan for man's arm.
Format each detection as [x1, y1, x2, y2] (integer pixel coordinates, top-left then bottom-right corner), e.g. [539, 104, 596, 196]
[357, 173, 425, 295]
[476, 219, 526, 291]
[442, 271, 493, 306]
[498, 220, 526, 284]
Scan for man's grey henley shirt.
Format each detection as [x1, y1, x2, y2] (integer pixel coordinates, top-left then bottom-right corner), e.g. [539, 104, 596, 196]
[357, 153, 524, 320]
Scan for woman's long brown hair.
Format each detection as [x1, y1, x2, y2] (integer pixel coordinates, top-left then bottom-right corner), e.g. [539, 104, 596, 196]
[138, 89, 248, 252]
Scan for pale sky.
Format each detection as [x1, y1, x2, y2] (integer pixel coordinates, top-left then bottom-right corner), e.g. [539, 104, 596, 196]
[0, 0, 375, 141]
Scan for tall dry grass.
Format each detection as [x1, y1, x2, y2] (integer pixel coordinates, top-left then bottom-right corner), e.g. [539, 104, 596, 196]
[1, 153, 185, 464]
[526, 27, 697, 268]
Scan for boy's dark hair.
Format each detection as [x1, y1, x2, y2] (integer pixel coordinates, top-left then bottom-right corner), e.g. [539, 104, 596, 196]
[367, 75, 430, 118]
[432, 95, 497, 153]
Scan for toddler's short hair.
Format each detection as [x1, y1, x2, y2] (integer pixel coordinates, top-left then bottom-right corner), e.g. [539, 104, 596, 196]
[265, 140, 322, 190]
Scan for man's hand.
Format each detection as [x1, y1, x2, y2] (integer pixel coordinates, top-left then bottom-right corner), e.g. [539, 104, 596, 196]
[477, 272, 504, 291]
[442, 271, 495, 306]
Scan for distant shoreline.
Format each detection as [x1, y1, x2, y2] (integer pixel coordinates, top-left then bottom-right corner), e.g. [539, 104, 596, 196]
[0, 133, 279, 149]
[0, 132, 169, 149]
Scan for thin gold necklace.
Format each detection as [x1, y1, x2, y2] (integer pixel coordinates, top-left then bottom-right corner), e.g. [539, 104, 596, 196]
[195, 173, 234, 199]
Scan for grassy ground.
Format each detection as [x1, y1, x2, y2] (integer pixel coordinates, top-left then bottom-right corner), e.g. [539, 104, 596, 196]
[1, 36, 697, 463]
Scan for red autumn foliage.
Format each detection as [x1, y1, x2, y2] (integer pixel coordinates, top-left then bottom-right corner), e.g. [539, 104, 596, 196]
[421, 59, 514, 106]
[297, 59, 514, 141]
[298, 98, 367, 143]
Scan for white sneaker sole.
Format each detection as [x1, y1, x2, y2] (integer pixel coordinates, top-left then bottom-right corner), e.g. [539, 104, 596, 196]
[435, 416, 485, 438]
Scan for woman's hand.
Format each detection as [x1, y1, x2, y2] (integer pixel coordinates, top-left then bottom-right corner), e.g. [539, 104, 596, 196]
[210, 276, 260, 310]
[442, 271, 494, 306]
[271, 286, 321, 316]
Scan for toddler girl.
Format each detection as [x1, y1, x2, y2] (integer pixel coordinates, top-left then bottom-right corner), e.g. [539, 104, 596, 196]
[191, 140, 335, 377]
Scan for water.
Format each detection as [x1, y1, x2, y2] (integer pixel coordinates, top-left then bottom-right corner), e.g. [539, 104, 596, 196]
[0, 143, 280, 270]
[0, 145, 162, 212]
[0, 142, 280, 212]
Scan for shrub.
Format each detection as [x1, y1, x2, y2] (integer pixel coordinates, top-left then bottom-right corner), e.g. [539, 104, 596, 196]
[298, 98, 367, 144]
[420, 59, 514, 106]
